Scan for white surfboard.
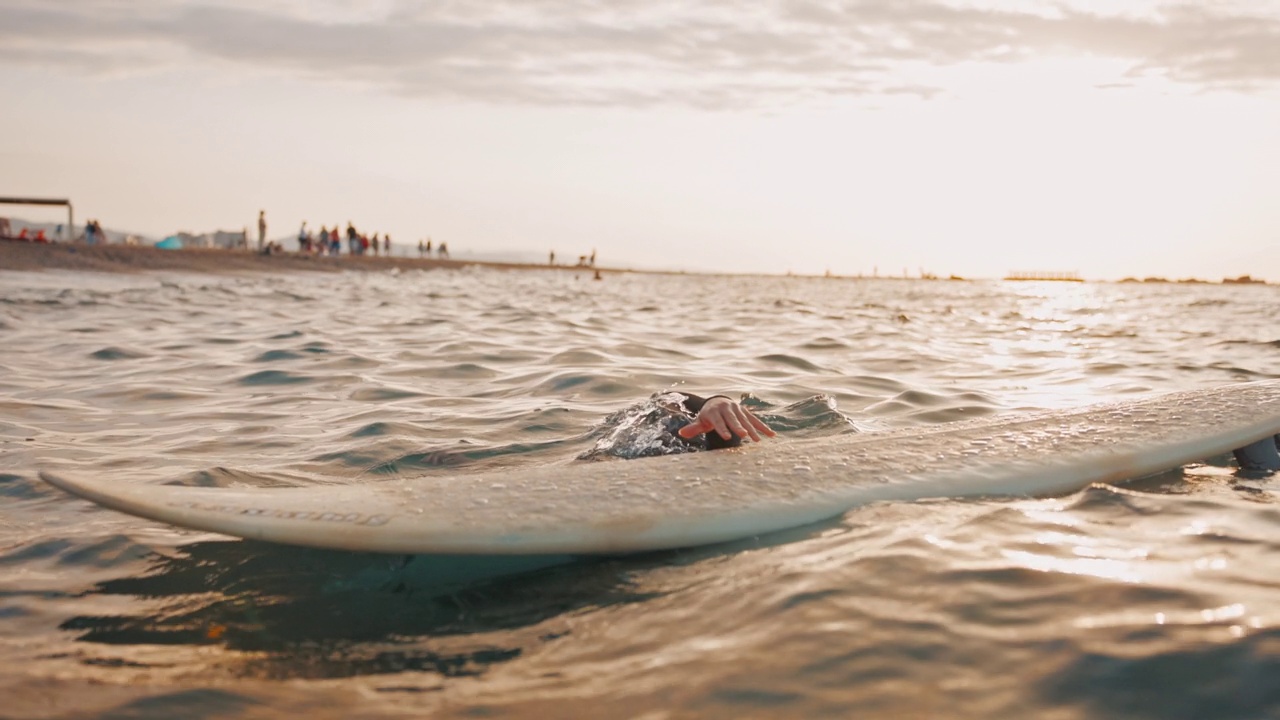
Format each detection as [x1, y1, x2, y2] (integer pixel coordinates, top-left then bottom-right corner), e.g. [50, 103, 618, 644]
[41, 381, 1280, 555]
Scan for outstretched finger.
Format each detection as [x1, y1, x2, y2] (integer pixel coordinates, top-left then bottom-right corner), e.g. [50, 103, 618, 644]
[677, 419, 710, 439]
[728, 406, 759, 442]
[707, 412, 734, 440]
[746, 411, 776, 437]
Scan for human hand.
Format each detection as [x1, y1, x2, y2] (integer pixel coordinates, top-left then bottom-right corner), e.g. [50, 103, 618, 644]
[677, 396, 777, 443]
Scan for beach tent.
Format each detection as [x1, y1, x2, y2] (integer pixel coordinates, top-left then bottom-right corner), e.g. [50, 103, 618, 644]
[155, 236, 183, 250]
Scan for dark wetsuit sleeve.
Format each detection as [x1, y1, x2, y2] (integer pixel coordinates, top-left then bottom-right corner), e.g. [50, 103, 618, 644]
[678, 393, 717, 414]
[677, 393, 741, 450]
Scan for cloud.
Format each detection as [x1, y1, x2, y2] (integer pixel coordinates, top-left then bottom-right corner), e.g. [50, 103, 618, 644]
[1, 0, 1277, 107]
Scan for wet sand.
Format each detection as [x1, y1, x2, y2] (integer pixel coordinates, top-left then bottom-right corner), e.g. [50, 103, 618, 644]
[0, 241, 602, 276]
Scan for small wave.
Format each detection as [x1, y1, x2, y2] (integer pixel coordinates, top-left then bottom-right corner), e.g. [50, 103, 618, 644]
[1039, 628, 1280, 719]
[0, 473, 50, 501]
[844, 375, 910, 394]
[755, 354, 824, 372]
[530, 372, 634, 396]
[0, 538, 75, 565]
[349, 387, 424, 402]
[171, 467, 302, 488]
[253, 349, 304, 362]
[754, 395, 861, 437]
[345, 420, 430, 439]
[861, 388, 1000, 424]
[548, 349, 611, 366]
[56, 534, 155, 569]
[138, 389, 208, 402]
[89, 346, 147, 361]
[1060, 484, 1165, 516]
[904, 405, 998, 423]
[237, 370, 313, 385]
[418, 363, 498, 380]
[1214, 339, 1280, 349]
[364, 439, 570, 474]
[798, 337, 850, 351]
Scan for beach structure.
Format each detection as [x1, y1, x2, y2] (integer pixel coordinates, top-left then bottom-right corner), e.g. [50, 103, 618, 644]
[0, 196, 73, 240]
[1003, 270, 1084, 282]
[168, 229, 249, 249]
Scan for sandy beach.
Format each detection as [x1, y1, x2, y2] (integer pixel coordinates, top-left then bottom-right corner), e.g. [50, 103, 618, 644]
[0, 241, 602, 276]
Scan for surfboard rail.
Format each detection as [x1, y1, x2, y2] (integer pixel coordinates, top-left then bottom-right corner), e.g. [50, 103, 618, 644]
[40, 380, 1280, 555]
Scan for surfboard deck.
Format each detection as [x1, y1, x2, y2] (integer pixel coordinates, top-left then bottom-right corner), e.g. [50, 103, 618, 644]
[41, 380, 1280, 555]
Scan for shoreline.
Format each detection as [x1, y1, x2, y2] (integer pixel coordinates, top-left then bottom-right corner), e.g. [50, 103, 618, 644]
[1, 242, 1270, 286]
[0, 241, 612, 276]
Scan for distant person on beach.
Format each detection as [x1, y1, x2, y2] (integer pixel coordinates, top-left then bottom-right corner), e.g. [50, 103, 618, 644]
[426, 239, 432, 256]
[384, 235, 390, 255]
[329, 227, 340, 255]
[258, 211, 266, 251]
[438, 242, 449, 259]
[580, 392, 776, 460]
[550, 250, 556, 265]
[84, 220, 106, 245]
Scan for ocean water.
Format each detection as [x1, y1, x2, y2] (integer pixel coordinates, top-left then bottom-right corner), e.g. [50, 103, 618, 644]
[1, 267, 1278, 719]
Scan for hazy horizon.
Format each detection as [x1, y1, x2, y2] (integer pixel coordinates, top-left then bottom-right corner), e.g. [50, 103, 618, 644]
[3, 0, 1278, 280]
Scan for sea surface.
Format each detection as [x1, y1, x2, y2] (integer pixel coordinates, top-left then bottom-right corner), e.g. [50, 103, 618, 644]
[1, 266, 1278, 719]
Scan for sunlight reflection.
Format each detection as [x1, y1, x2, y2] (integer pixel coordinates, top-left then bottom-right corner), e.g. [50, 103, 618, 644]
[1017, 500, 1083, 528]
[922, 533, 960, 549]
[1201, 603, 1246, 622]
[981, 282, 1125, 405]
[1074, 604, 1260, 631]
[1030, 531, 1151, 561]
[1001, 549, 1145, 583]
[1179, 519, 1213, 536]
[1192, 556, 1228, 571]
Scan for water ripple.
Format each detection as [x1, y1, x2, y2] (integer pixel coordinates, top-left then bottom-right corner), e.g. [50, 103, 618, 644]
[2, 269, 1279, 717]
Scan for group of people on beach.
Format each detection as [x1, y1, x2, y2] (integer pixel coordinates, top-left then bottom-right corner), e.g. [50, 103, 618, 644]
[258, 211, 457, 260]
[9, 226, 50, 243]
[549, 249, 597, 268]
[293, 221, 392, 257]
[416, 239, 450, 259]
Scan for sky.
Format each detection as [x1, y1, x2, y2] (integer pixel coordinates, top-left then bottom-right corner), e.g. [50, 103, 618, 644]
[2, 0, 1279, 280]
